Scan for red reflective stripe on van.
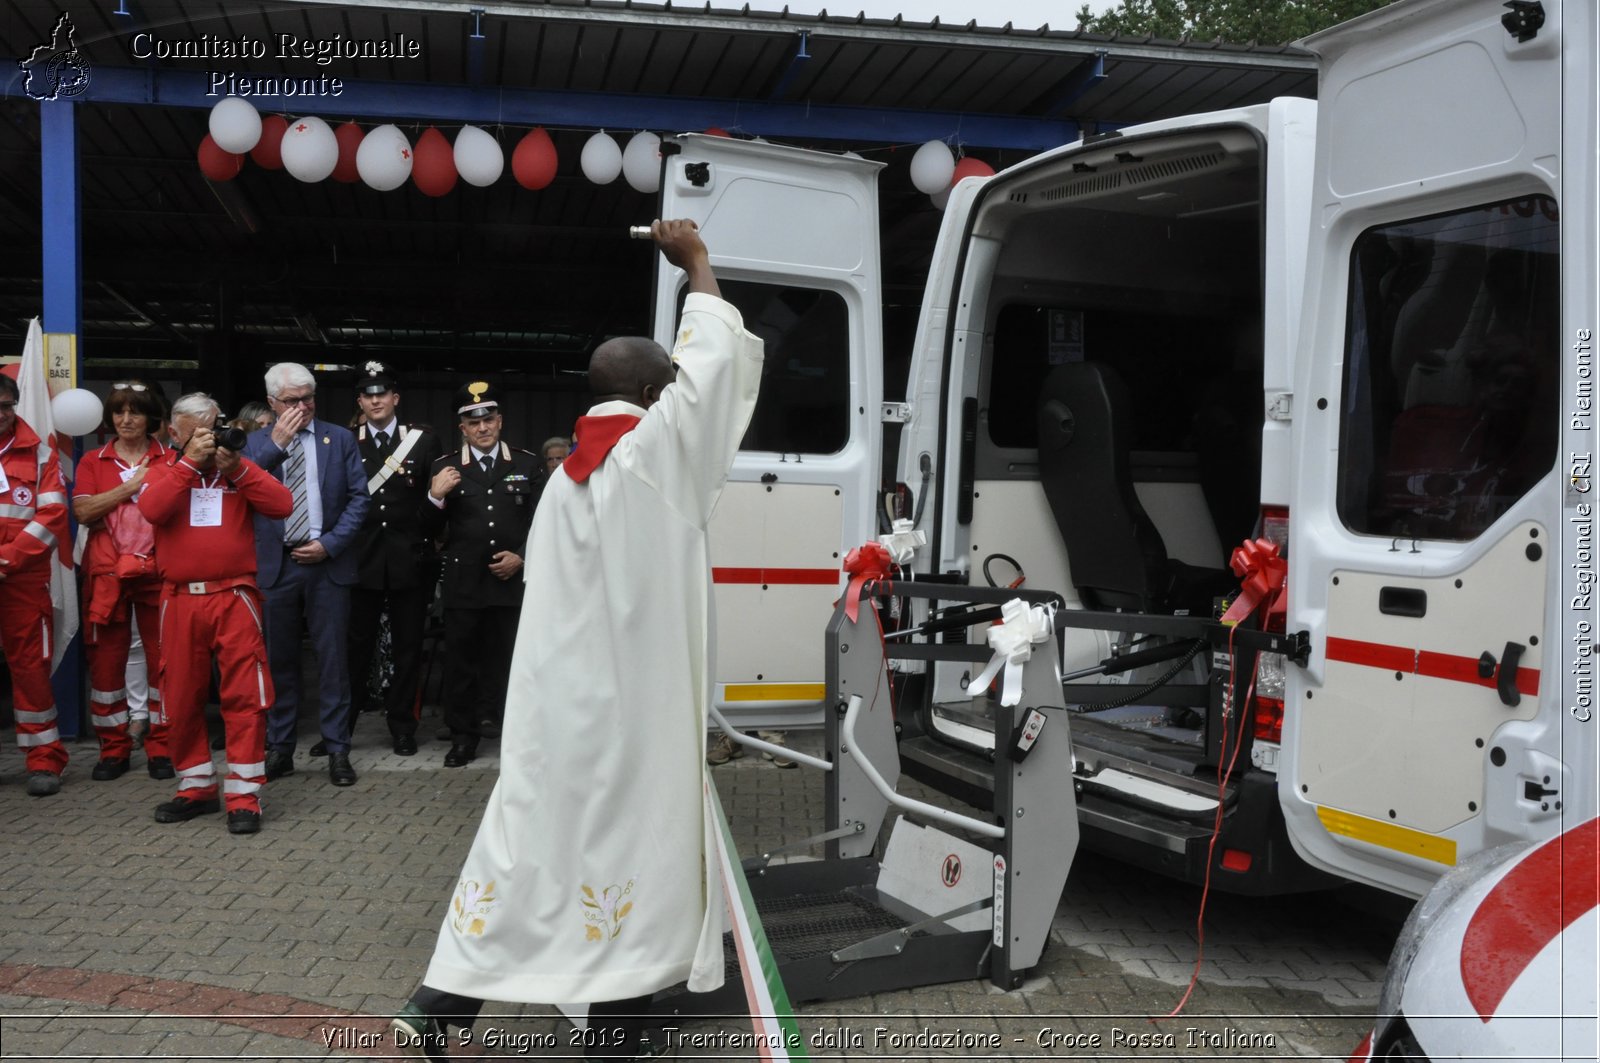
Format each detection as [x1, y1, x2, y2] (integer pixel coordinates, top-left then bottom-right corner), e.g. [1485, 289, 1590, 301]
[1325, 636, 1413, 672]
[712, 567, 839, 585]
[1416, 649, 1540, 697]
[1326, 638, 1539, 695]
[1460, 817, 1599, 1021]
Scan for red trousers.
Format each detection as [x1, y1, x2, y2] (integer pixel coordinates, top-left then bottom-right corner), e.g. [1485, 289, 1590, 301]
[0, 573, 66, 774]
[85, 594, 167, 762]
[160, 585, 271, 813]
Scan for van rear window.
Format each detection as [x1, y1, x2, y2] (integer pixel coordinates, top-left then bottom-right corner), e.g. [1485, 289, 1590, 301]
[1336, 196, 1559, 541]
[682, 280, 851, 455]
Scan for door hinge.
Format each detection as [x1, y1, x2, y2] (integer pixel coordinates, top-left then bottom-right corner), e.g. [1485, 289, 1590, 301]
[1265, 392, 1293, 422]
[881, 402, 912, 424]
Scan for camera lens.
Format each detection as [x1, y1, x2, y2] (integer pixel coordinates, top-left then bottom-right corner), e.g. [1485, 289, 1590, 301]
[215, 426, 248, 451]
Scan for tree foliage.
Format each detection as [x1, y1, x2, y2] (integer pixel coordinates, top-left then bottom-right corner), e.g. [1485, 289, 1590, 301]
[1072, 0, 1396, 46]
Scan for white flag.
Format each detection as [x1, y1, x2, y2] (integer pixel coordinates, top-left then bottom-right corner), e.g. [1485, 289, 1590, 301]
[17, 318, 78, 672]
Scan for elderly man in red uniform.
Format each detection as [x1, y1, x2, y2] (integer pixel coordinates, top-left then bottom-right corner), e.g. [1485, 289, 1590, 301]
[0, 374, 71, 796]
[138, 393, 293, 835]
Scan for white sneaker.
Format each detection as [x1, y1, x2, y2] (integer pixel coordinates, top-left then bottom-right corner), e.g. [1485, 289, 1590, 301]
[706, 733, 743, 765]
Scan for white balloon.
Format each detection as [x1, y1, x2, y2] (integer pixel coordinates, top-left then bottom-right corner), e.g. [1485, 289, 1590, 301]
[453, 125, 504, 187]
[280, 116, 339, 183]
[356, 124, 414, 191]
[208, 97, 262, 155]
[909, 139, 955, 196]
[52, 388, 103, 437]
[580, 132, 623, 186]
[621, 131, 662, 194]
[931, 187, 952, 211]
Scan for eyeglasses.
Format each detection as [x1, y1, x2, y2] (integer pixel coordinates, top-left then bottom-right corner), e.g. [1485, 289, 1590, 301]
[276, 394, 316, 407]
[0, 402, 15, 412]
[111, 382, 149, 392]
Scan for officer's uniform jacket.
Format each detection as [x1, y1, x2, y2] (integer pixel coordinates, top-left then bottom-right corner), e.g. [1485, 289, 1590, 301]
[426, 441, 542, 609]
[353, 422, 443, 590]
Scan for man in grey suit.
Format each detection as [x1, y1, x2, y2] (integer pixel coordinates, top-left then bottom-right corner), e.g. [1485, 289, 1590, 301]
[243, 364, 370, 787]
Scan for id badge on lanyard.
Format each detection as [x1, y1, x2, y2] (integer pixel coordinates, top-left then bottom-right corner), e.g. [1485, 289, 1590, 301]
[190, 479, 223, 527]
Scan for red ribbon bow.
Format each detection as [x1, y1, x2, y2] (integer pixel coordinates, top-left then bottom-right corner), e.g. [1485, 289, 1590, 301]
[1220, 538, 1287, 627]
[839, 541, 893, 622]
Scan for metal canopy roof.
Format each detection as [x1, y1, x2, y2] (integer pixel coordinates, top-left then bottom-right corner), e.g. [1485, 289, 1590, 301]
[0, 0, 1315, 400]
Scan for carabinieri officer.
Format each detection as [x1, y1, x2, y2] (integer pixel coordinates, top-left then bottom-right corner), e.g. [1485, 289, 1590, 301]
[345, 361, 444, 757]
[425, 381, 542, 766]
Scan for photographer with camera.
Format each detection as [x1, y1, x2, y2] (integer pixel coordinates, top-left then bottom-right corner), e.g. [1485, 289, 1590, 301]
[242, 364, 370, 788]
[137, 393, 293, 834]
[72, 380, 174, 783]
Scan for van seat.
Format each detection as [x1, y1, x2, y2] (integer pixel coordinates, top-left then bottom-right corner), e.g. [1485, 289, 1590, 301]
[1036, 361, 1235, 614]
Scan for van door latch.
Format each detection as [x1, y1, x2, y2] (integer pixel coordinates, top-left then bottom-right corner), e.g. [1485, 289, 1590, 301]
[881, 402, 911, 424]
[1265, 392, 1293, 422]
[1495, 640, 1526, 707]
[684, 162, 711, 187]
[1502, 1, 1544, 43]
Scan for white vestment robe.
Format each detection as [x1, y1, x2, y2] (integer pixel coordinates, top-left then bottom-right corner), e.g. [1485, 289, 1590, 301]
[424, 292, 764, 1003]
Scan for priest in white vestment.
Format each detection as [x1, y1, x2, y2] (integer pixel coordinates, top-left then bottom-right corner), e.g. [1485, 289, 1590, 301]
[392, 219, 763, 1061]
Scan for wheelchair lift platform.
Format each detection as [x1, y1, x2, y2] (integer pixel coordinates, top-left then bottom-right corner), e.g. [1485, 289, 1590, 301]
[664, 581, 1079, 1012]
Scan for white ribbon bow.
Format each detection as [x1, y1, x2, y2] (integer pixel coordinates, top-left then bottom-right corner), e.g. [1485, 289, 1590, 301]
[967, 599, 1054, 707]
[877, 518, 926, 565]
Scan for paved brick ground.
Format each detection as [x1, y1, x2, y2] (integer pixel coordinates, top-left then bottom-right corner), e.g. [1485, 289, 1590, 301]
[0, 719, 1400, 1061]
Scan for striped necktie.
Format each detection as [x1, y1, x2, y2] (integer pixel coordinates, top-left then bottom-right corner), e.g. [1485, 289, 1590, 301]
[283, 436, 309, 542]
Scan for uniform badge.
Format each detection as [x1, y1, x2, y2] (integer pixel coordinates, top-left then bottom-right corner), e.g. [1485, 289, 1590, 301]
[12, 486, 31, 506]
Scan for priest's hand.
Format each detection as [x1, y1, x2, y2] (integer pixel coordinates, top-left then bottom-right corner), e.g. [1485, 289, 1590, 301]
[653, 219, 719, 299]
[489, 550, 522, 580]
[430, 466, 461, 501]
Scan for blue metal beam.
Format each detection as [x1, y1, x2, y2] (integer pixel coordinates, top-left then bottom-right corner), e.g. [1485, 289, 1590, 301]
[12, 65, 1081, 151]
[1042, 49, 1107, 118]
[38, 98, 83, 740]
[766, 31, 811, 102]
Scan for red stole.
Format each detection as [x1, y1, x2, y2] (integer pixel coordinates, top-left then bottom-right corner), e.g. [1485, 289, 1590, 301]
[564, 414, 642, 483]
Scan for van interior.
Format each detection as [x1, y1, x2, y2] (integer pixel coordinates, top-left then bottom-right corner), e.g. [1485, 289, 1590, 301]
[911, 125, 1268, 792]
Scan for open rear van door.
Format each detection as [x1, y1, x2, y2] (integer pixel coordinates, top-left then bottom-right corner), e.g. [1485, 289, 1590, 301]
[654, 134, 884, 727]
[1283, 0, 1592, 897]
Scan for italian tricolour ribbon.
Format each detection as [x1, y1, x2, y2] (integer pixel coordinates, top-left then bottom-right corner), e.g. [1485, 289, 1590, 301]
[839, 541, 893, 622]
[967, 598, 1056, 707]
[1219, 538, 1287, 627]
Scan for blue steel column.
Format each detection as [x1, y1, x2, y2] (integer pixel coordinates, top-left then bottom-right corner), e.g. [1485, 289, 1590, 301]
[39, 98, 83, 740]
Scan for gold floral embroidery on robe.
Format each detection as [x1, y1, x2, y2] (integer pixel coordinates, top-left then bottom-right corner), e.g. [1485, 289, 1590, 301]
[450, 878, 499, 937]
[581, 879, 635, 941]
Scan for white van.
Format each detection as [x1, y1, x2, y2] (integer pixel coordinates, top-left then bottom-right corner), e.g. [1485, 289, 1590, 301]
[656, 0, 1594, 901]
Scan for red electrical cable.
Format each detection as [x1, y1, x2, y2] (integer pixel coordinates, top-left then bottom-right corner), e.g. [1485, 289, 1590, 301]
[1163, 623, 1257, 1020]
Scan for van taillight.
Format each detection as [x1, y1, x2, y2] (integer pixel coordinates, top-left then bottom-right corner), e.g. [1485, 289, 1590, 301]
[1253, 695, 1285, 744]
[1260, 505, 1289, 553]
[1254, 609, 1287, 744]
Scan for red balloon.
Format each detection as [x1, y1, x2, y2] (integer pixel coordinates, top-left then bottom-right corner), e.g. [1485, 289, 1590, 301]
[331, 122, 363, 183]
[951, 157, 996, 185]
[703, 127, 731, 138]
[412, 127, 457, 197]
[512, 127, 558, 190]
[250, 114, 288, 170]
[198, 134, 243, 182]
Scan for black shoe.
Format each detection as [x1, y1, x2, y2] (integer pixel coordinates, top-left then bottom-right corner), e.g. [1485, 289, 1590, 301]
[227, 809, 261, 835]
[478, 718, 501, 739]
[92, 757, 130, 781]
[443, 743, 476, 768]
[391, 1001, 448, 1061]
[265, 749, 295, 780]
[154, 796, 220, 823]
[146, 756, 175, 780]
[394, 733, 418, 756]
[328, 751, 357, 786]
[26, 771, 61, 797]
[309, 740, 329, 757]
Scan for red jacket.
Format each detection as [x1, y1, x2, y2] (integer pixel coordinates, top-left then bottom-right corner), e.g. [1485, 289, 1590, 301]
[138, 453, 293, 584]
[0, 418, 69, 581]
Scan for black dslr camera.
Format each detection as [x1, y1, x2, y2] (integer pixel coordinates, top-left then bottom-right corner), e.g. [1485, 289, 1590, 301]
[214, 425, 249, 451]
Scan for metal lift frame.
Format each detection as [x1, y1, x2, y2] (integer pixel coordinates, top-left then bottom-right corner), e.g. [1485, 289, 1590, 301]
[675, 579, 1080, 1013]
